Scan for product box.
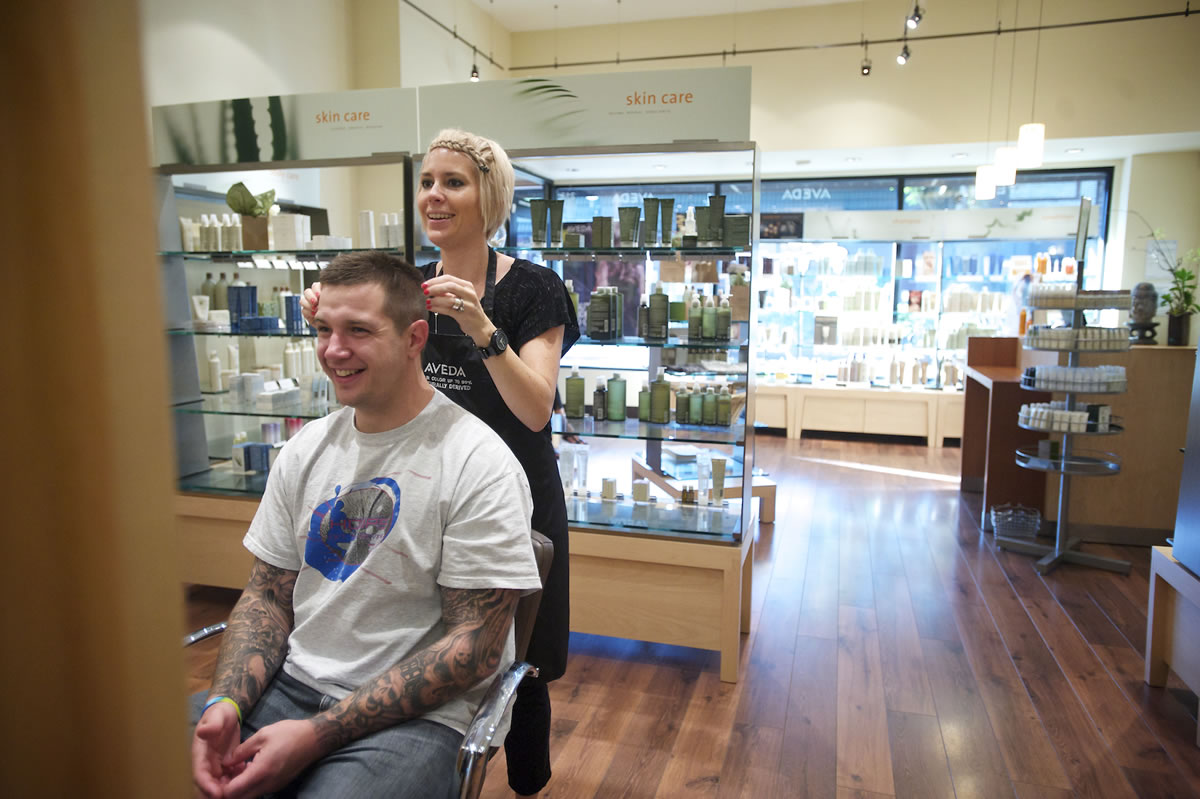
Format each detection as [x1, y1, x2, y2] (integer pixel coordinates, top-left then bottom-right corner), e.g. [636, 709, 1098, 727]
[723, 215, 752, 248]
[227, 285, 258, 330]
[255, 386, 301, 411]
[660, 259, 686, 283]
[591, 216, 613, 248]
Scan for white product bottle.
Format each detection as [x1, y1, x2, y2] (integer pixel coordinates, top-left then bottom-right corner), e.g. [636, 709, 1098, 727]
[227, 342, 240, 375]
[683, 207, 697, 237]
[207, 350, 222, 392]
[284, 342, 300, 379]
[300, 340, 316, 375]
[200, 273, 216, 305]
[231, 272, 247, 287]
[230, 213, 244, 251]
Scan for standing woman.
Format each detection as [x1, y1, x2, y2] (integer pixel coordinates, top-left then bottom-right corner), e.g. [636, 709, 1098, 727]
[304, 129, 578, 798]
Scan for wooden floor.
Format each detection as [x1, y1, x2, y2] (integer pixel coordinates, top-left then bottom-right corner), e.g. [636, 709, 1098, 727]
[183, 434, 1200, 798]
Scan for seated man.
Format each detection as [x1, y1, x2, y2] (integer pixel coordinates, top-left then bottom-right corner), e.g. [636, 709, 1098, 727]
[191, 251, 541, 799]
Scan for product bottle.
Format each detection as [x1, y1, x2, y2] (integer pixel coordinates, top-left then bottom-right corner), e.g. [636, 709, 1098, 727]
[606, 373, 626, 421]
[648, 282, 669, 341]
[702, 386, 718, 425]
[684, 206, 697, 237]
[612, 286, 624, 339]
[564, 279, 579, 316]
[300, 340, 315, 375]
[717, 384, 732, 426]
[689, 383, 703, 423]
[592, 384, 607, 422]
[213, 215, 226, 250]
[201, 272, 216, 305]
[564, 370, 586, 418]
[588, 288, 610, 340]
[637, 379, 651, 421]
[213, 272, 229, 311]
[227, 342, 240, 375]
[688, 291, 704, 341]
[637, 297, 650, 339]
[230, 213, 244, 250]
[716, 294, 732, 340]
[701, 293, 717, 341]
[207, 350, 222, 392]
[650, 370, 671, 424]
[675, 384, 691, 424]
[283, 342, 298, 379]
[231, 272, 247, 287]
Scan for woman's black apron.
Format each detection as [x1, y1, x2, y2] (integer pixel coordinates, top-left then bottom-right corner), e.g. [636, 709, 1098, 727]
[423, 250, 569, 681]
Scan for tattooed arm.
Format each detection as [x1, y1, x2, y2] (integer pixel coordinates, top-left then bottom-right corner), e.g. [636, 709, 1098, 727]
[210, 558, 298, 709]
[309, 585, 519, 754]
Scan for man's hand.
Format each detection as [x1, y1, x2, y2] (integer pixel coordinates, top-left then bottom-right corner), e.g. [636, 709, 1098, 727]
[219, 719, 325, 799]
[191, 703, 246, 798]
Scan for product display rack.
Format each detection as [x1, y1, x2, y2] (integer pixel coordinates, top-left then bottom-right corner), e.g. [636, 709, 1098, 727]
[996, 198, 1131, 575]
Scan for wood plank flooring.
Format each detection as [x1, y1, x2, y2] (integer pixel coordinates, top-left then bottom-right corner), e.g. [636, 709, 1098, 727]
[183, 434, 1200, 798]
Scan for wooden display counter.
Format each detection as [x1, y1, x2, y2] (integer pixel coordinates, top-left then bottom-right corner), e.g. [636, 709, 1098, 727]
[1044, 347, 1195, 544]
[1145, 546, 1200, 745]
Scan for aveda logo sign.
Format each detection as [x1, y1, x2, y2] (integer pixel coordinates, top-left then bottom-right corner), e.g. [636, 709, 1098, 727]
[782, 187, 832, 200]
[425, 363, 466, 378]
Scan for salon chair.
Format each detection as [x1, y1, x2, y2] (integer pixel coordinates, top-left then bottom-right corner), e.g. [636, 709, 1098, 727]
[184, 530, 554, 799]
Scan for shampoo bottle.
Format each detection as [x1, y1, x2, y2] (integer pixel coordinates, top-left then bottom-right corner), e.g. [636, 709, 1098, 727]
[650, 370, 671, 424]
[207, 350, 222, 392]
[716, 294, 732, 340]
[564, 279, 579, 316]
[201, 273, 217, 305]
[213, 273, 229, 311]
[717, 384, 732, 426]
[648, 282, 669, 341]
[701, 293, 717, 341]
[637, 297, 649, 339]
[592, 384, 607, 422]
[689, 383, 703, 423]
[688, 291, 703, 341]
[606, 373, 626, 421]
[565, 370, 586, 418]
[675, 384, 690, 424]
[702, 386, 718, 425]
[637, 380, 651, 420]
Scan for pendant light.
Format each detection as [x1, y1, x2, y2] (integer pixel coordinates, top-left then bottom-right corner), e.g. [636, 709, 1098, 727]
[975, 0, 1002, 201]
[1016, 0, 1047, 167]
[992, 0, 1019, 186]
[993, 145, 1018, 186]
[975, 165, 997, 201]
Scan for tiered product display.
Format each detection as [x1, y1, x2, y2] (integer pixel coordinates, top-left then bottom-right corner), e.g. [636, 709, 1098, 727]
[996, 198, 1132, 575]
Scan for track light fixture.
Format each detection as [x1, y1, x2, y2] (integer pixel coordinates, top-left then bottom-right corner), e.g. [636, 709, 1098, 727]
[861, 57, 872, 75]
[896, 43, 910, 65]
[469, 46, 480, 81]
[906, 4, 924, 30]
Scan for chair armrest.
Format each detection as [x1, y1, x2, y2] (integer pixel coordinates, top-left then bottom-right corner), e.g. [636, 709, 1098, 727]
[456, 661, 539, 799]
[183, 622, 227, 647]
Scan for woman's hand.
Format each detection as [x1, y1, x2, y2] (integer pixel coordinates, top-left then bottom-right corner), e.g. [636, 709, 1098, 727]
[300, 283, 321, 326]
[422, 274, 495, 347]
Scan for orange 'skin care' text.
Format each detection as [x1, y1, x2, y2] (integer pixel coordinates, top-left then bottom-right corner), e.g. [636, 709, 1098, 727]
[626, 91, 694, 106]
[315, 110, 371, 123]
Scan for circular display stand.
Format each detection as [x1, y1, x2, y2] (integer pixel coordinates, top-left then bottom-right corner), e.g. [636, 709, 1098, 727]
[1015, 445, 1121, 476]
[1019, 375, 1126, 394]
[1023, 341, 1131, 353]
[1017, 421, 1124, 436]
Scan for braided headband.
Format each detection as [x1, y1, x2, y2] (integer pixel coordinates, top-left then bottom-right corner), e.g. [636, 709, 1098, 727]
[427, 138, 491, 173]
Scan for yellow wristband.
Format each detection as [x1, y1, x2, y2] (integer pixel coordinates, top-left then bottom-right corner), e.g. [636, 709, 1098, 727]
[202, 695, 243, 725]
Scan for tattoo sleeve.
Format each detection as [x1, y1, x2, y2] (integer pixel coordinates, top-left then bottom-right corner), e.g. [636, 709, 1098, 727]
[308, 586, 519, 754]
[208, 558, 297, 711]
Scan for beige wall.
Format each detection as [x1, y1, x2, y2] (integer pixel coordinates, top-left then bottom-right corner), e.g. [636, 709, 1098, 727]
[509, 0, 1200, 153]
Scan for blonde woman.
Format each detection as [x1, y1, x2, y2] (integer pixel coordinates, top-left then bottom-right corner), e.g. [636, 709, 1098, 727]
[304, 129, 578, 798]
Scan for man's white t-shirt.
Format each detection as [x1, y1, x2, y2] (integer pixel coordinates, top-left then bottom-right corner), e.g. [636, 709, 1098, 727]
[243, 390, 542, 736]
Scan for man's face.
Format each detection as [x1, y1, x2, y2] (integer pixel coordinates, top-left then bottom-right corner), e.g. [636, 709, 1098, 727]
[314, 283, 411, 423]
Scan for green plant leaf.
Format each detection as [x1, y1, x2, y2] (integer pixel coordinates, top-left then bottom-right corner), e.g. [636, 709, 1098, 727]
[226, 182, 258, 215]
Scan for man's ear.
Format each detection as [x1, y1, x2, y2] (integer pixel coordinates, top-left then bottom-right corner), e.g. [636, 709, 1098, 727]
[407, 318, 429, 355]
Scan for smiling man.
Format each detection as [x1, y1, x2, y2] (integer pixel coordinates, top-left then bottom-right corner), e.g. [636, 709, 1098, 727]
[190, 251, 541, 799]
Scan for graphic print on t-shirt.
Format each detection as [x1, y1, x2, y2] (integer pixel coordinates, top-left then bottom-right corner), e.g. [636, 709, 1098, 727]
[306, 477, 401, 582]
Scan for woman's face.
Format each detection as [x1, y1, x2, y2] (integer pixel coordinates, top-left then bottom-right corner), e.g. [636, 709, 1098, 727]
[418, 148, 486, 248]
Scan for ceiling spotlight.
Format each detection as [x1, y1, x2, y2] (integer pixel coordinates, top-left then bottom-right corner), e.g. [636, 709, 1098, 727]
[896, 44, 910, 65]
[470, 64, 480, 82]
[861, 57, 872, 76]
[906, 4, 924, 30]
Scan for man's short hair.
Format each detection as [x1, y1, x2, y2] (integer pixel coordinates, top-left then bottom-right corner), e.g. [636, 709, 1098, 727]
[318, 251, 425, 332]
[425, 128, 515, 239]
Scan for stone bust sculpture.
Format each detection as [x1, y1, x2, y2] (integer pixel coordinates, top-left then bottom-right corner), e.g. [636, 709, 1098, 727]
[1131, 281, 1158, 323]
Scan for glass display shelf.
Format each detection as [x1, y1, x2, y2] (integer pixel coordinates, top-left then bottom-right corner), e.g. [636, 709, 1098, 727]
[564, 492, 741, 542]
[179, 462, 269, 498]
[1019, 375, 1127, 394]
[576, 334, 747, 350]
[552, 414, 744, 446]
[163, 248, 400, 259]
[1015, 446, 1121, 476]
[174, 395, 339, 420]
[168, 326, 315, 337]
[1017, 421, 1124, 436]
[498, 246, 749, 261]
[1023, 340, 1131, 353]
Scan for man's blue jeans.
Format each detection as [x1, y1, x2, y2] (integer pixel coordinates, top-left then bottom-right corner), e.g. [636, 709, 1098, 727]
[192, 670, 461, 798]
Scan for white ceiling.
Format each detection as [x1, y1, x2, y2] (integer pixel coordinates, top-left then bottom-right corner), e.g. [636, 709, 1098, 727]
[470, 0, 853, 33]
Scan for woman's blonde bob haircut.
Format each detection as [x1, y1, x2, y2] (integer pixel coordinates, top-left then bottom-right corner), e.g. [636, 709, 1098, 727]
[424, 129, 515, 239]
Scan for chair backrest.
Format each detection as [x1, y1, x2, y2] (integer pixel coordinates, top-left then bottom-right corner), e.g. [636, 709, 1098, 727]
[513, 530, 553, 661]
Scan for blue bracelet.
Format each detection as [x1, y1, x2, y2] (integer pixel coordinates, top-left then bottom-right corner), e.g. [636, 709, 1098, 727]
[202, 695, 243, 724]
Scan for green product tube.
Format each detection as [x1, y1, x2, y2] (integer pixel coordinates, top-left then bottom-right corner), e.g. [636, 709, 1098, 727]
[688, 385, 703, 423]
[702, 387, 718, 425]
[549, 199, 565, 245]
[717, 386, 732, 426]
[529, 198, 549, 246]
[638, 382, 651, 420]
[607, 373, 626, 421]
[592, 215, 612, 247]
[650, 374, 671, 424]
[637, 299, 649, 339]
[642, 198, 660, 247]
[564, 371, 586, 418]
[716, 294, 732, 340]
[588, 289, 610, 340]
[612, 286, 624, 338]
[675, 386, 690, 424]
[617, 206, 640, 247]
[701, 296, 717, 340]
[648, 283, 669, 340]
[659, 198, 675, 245]
[592, 385, 607, 421]
[688, 294, 703, 341]
[707, 194, 726, 242]
[694, 206, 711, 244]
[669, 300, 687, 322]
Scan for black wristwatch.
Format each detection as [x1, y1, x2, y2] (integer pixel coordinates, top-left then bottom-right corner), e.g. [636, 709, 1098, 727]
[478, 327, 509, 359]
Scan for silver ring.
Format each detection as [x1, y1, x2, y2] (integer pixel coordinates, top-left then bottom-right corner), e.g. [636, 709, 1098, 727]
[454, 297, 464, 311]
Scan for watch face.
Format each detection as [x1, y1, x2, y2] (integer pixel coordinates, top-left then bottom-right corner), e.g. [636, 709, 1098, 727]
[493, 328, 509, 352]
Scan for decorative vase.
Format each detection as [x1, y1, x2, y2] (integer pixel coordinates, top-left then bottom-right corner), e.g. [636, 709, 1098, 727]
[1167, 313, 1190, 346]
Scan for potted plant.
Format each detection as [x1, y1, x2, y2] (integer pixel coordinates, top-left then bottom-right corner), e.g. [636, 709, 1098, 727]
[1162, 250, 1200, 345]
[225, 182, 276, 251]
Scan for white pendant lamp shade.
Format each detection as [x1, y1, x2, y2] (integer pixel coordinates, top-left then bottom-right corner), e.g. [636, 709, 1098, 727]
[1017, 122, 1045, 168]
[975, 165, 997, 201]
[993, 146, 1018, 186]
